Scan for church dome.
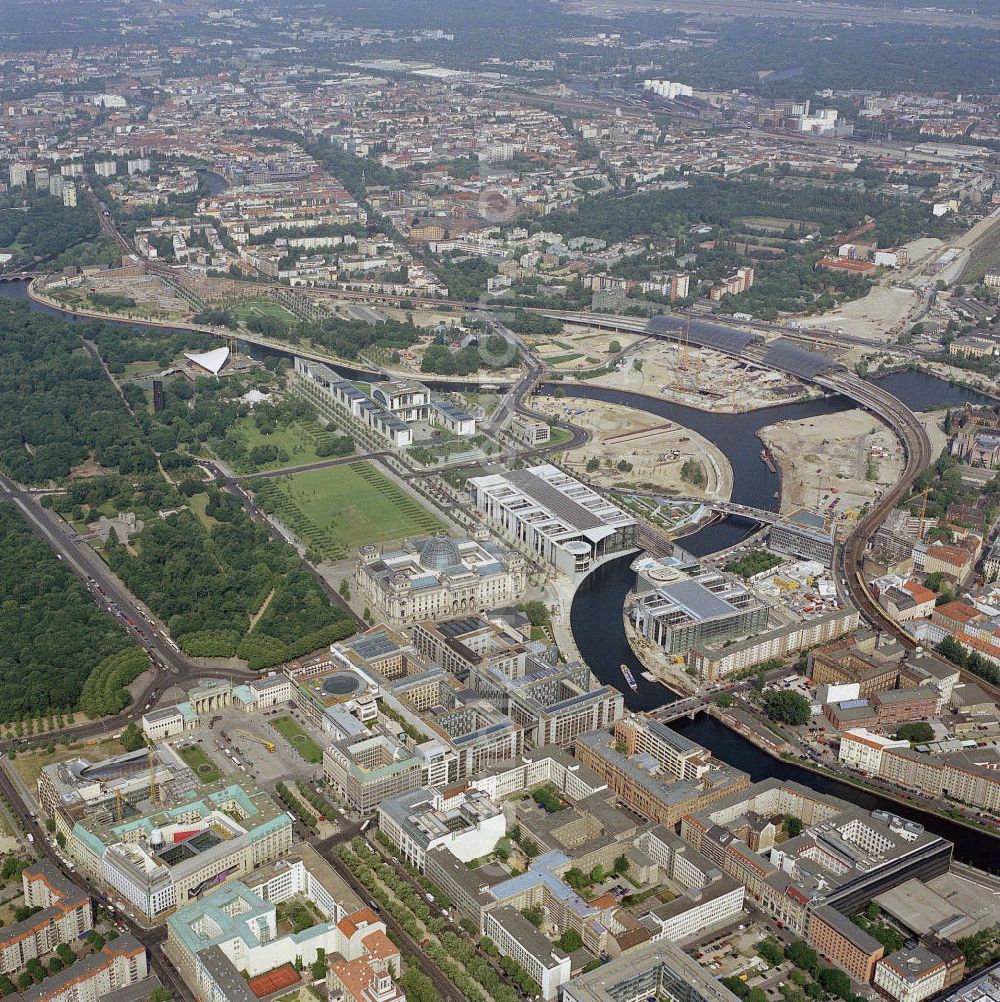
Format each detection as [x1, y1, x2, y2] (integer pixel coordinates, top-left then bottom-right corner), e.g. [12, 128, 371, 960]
[419, 534, 461, 572]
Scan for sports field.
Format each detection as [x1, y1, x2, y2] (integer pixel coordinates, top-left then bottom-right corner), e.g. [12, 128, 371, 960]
[252, 461, 446, 560]
[178, 744, 223, 784]
[272, 716, 323, 764]
[231, 297, 297, 324]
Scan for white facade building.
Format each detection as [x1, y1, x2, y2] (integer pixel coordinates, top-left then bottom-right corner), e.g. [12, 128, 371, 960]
[874, 948, 947, 1002]
[468, 464, 637, 581]
[483, 906, 570, 1000]
[378, 787, 505, 870]
[838, 729, 910, 775]
[355, 535, 526, 627]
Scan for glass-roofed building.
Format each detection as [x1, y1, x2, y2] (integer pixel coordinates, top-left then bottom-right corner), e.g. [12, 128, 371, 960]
[355, 534, 526, 627]
[630, 549, 768, 655]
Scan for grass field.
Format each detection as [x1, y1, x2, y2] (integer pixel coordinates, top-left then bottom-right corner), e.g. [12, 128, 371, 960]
[178, 744, 223, 784]
[13, 735, 125, 789]
[547, 425, 573, 448]
[252, 461, 446, 560]
[188, 492, 218, 529]
[226, 417, 352, 474]
[231, 298, 298, 324]
[273, 716, 323, 764]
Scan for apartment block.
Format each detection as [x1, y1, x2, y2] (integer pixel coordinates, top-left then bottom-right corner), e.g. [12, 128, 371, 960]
[0, 863, 92, 976]
[19, 936, 148, 1002]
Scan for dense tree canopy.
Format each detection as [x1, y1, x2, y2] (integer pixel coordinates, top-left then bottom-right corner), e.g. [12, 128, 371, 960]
[0, 189, 99, 269]
[763, 690, 811, 725]
[0, 502, 133, 718]
[0, 302, 154, 483]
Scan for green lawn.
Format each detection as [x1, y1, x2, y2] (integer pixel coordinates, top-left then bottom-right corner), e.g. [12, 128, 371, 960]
[231, 297, 298, 324]
[188, 492, 218, 529]
[178, 744, 223, 784]
[252, 461, 446, 560]
[547, 425, 573, 448]
[226, 417, 351, 474]
[273, 716, 324, 764]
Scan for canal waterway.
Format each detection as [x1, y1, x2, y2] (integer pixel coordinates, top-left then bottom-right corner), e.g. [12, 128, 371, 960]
[6, 278, 999, 866]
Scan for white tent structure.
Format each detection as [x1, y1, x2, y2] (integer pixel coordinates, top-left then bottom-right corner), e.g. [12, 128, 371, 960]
[184, 346, 230, 375]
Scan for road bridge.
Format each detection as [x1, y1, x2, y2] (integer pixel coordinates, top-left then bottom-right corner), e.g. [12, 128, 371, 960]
[651, 695, 710, 722]
[544, 310, 936, 654]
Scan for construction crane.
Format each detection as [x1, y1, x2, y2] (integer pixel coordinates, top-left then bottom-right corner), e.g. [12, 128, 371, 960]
[910, 486, 933, 540]
[115, 787, 125, 823]
[148, 747, 157, 806]
[236, 729, 275, 753]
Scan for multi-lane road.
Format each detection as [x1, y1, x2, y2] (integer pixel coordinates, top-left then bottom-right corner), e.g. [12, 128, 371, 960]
[0, 472, 257, 744]
[0, 752, 192, 999]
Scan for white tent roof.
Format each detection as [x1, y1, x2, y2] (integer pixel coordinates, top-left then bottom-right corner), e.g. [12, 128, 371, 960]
[184, 346, 230, 375]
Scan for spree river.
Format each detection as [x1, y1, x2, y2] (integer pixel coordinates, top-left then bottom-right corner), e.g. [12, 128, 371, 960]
[555, 377, 1000, 870]
[5, 279, 1000, 866]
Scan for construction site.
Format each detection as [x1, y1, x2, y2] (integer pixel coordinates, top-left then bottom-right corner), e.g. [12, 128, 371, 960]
[532, 393, 734, 499]
[757, 408, 905, 519]
[587, 336, 824, 412]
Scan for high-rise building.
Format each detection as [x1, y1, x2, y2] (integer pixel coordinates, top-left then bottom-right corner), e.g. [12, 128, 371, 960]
[8, 163, 28, 187]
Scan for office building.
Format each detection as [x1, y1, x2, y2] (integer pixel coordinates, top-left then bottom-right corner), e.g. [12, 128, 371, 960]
[680, 780, 953, 950]
[469, 745, 607, 803]
[412, 616, 528, 681]
[615, 715, 714, 782]
[166, 850, 398, 1002]
[38, 747, 174, 823]
[769, 511, 835, 566]
[872, 687, 941, 726]
[575, 729, 748, 827]
[66, 777, 293, 919]
[292, 358, 413, 448]
[323, 733, 423, 813]
[472, 655, 624, 749]
[355, 535, 526, 628]
[370, 379, 431, 422]
[483, 906, 570, 1000]
[468, 464, 637, 581]
[511, 416, 551, 447]
[377, 786, 505, 870]
[562, 939, 742, 1002]
[875, 946, 949, 1002]
[638, 873, 745, 945]
[631, 552, 768, 656]
[807, 905, 885, 983]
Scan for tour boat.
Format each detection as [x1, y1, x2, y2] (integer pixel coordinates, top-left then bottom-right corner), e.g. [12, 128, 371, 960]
[620, 663, 639, 691]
